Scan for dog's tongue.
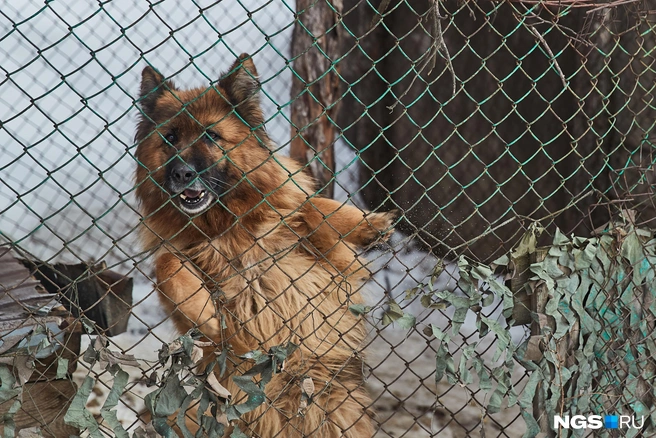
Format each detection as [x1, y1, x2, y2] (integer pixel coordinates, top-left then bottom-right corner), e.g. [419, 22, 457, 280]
[183, 189, 202, 199]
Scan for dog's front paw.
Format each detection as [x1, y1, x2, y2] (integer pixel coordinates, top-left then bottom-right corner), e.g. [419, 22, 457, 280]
[358, 210, 397, 248]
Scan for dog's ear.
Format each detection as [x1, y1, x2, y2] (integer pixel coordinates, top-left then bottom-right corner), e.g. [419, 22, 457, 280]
[139, 66, 176, 117]
[218, 53, 263, 129]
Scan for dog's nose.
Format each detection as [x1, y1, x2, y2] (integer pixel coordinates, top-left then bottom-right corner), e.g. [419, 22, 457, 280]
[170, 161, 196, 185]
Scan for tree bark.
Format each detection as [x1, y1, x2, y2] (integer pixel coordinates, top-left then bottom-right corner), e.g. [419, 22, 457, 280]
[338, 0, 617, 262]
[290, 0, 344, 198]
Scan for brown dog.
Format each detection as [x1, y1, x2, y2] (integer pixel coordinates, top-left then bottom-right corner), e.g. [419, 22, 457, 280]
[134, 53, 394, 437]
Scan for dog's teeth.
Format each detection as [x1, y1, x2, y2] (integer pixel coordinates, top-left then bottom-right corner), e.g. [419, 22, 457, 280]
[199, 191, 205, 199]
[180, 194, 187, 200]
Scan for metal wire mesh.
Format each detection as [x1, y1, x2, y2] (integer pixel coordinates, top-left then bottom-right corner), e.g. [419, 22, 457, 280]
[1, 0, 655, 437]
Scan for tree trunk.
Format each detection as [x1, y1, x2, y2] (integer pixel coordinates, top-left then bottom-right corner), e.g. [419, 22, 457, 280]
[339, 0, 656, 263]
[290, 0, 344, 198]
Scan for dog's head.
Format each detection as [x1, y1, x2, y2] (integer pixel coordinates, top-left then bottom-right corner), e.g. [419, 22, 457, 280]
[134, 54, 272, 221]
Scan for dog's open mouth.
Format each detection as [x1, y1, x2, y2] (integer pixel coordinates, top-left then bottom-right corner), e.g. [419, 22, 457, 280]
[177, 188, 215, 215]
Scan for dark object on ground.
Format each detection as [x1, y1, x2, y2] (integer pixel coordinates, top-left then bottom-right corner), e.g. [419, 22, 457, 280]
[19, 258, 133, 336]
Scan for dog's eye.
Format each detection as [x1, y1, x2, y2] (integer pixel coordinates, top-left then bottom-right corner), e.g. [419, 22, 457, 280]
[205, 131, 221, 144]
[164, 132, 177, 145]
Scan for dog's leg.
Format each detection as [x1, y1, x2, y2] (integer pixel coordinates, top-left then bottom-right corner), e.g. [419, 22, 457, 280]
[246, 379, 375, 438]
[155, 251, 224, 341]
[305, 197, 395, 249]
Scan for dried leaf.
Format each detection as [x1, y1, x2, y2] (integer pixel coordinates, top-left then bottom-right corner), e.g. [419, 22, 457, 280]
[298, 377, 315, 416]
[16, 427, 42, 438]
[0, 355, 35, 385]
[206, 372, 232, 400]
[395, 313, 416, 329]
[479, 316, 512, 362]
[435, 343, 456, 384]
[348, 304, 372, 317]
[458, 345, 475, 385]
[231, 375, 266, 418]
[510, 224, 542, 259]
[55, 357, 69, 379]
[82, 341, 98, 364]
[131, 423, 159, 438]
[99, 348, 140, 369]
[302, 377, 315, 398]
[64, 376, 102, 437]
[216, 348, 229, 378]
[491, 254, 509, 267]
[404, 286, 421, 300]
[420, 293, 447, 309]
[382, 299, 416, 328]
[144, 373, 188, 418]
[100, 367, 130, 438]
[190, 341, 205, 366]
[80, 316, 96, 334]
[0, 364, 21, 438]
[430, 259, 445, 283]
[430, 324, 450, 343]
[298, 397, 308, 415]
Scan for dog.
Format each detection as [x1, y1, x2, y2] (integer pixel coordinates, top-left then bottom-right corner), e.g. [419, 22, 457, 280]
[134, 53, 394, 437]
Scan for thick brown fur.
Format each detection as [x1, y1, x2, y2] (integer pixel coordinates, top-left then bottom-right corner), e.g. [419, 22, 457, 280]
[134, 54, 394, 437]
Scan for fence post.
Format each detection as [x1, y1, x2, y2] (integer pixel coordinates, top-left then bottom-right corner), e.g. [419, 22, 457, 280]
[510, 250, 533, 325]
[510, 247, 556, 436]
[529, 248, 556, 437]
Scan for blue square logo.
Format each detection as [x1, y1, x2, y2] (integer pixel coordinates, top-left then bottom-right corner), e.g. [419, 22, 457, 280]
[604, 415, 619, 429]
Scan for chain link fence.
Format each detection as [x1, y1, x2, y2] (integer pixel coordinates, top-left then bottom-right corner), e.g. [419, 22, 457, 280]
[1, 0, 655, 437]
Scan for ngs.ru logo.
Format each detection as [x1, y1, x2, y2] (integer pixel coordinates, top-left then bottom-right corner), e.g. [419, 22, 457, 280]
[554, 415, 644, 430]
